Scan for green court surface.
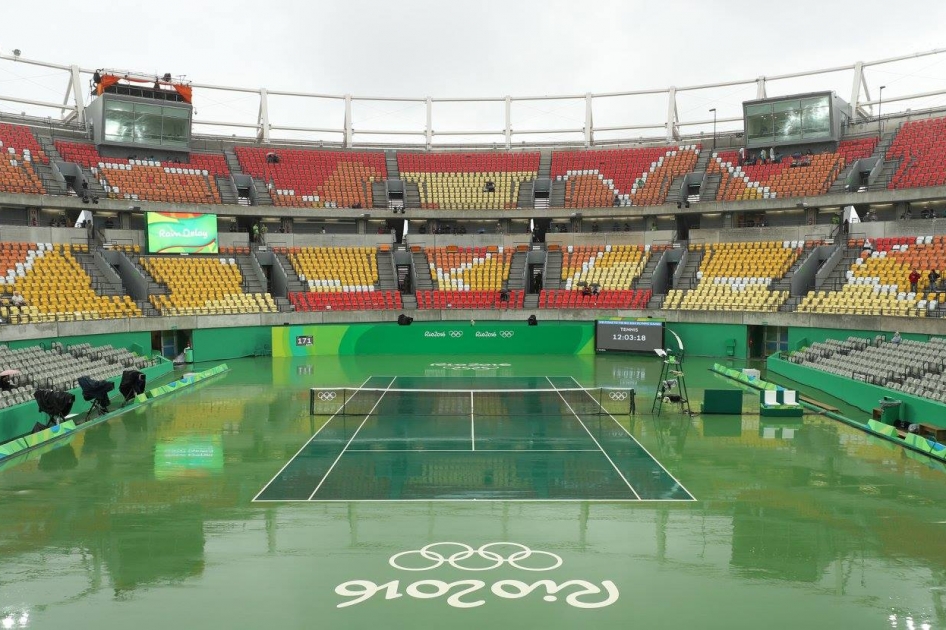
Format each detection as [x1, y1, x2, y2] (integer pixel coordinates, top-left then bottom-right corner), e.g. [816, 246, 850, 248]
[1, 353, 945, 630]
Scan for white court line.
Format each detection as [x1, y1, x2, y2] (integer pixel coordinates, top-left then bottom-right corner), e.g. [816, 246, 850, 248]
[546, 377, 642, 500]
[568, 376, 696, 501]
[344, 449, 602, 453]
[252, 376, 372, 502]
[253, 498, 693, 504]
[307, 377, 397, 500]
[471, 391, 475, 451]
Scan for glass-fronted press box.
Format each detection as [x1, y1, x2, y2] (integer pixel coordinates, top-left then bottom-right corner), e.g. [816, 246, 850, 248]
[743, 91, 850, 149]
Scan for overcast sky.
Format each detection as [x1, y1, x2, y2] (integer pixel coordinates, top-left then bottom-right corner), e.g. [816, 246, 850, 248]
[2, 0, 945, 145]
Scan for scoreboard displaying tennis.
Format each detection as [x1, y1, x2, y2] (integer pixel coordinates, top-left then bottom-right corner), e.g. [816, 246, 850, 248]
[595, 319, 664, 353]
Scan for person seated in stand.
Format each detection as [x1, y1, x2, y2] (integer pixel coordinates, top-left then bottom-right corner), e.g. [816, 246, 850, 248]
[499, 288, 510, 303]
[891, 331, 902, 345]
[10, 291, 25, 307]
[484, 180, 495, 193]
[591, 284, 600, 297]
[0, 374, 13, 391]
[581, 284, 592, 298]
[863, 238, 873, 252]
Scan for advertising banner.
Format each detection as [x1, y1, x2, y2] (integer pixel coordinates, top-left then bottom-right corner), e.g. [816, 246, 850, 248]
[146, 212, 218, 254]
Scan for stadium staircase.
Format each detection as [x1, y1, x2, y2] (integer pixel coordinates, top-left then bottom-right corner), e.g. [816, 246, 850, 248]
[516, 181, 535, 208]
[543, 248, 563, 289]
[224, 148, 242, 174]
[549, 179, 566, 207]
[252, 180, 274, 205]
[31, 133, 68, 195]
[273, 251, 307, 295]
[868, 129, 901, 190]
[216, 176, 239, 205]
[507, 248, 528, 292]
[674, 247, 705, 291]
[771, 243, 819, 312]
[410, 248, 433, 292]
[377, 247, 398, 290]
[385, 151, 400, 179]
[639, 250, 668, 308]
[371, 181, 388, 208]
[538, 150, 552, 179]
[404, 182, 421, 208]
[76, 247, 157, 316]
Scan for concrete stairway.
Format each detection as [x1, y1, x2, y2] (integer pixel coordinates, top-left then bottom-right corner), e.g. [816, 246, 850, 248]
[693, 147, 712, 174]
[73, 250, 125, 298]
[32, 134, 68, 195]
[252, 180, 274, 205]
[770, 246, 815, 293]
[668, 174, 686, 205]
[274, 252, 307, 294]
[411, 249, 433, 291]
[633, 249, 664, 291]
[538, 150, 552, 179]
[371, 181, 388, 208]
[674, 248, 704, 291]
[550, 180, 566, 207]
[216, 176, 239, 205]
[377, 248, 398, 290]
[516, 181, 534, 209]
[404, 182, 421, 208]
[235, 254, 266, 294]
[385, 151, 400, 179]
[543, 249, 563, 289]
[224, 148, 243, 174]
[507, 250, 528, 291]
[699, 173, 721, 202]
[816, 244, 860, 293]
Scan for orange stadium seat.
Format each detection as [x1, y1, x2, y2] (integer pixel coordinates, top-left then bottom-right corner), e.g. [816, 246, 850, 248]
[550, 146, 700, 207]
[235, 148, 386, 208]
[0, 123, 47, 195]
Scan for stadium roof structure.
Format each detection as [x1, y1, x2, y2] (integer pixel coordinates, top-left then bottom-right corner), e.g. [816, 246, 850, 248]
[2, 48, 946, 149]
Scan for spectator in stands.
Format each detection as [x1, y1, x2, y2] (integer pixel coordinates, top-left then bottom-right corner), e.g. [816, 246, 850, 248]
[591, 284, 600, 297]
[0, 374, 13, 391]
[265, 152, 280, 164]
[321, 227, 326, 234]
[534, 272, 543, 292]
[484, 181, 495, 193]
[10, 291, 25, 307]
[259, 222, 268, 244]
[738, 147, 745, 166]
[863, 238, 873, 253]
[891, 331, 902, 345]
[581, 285, 592, 298]
[842, 219, 849, 234]
[759, 149, 767, 163]
[929, 269, 940, 290]
[500, 289, 509, 303]
[909, 269, 921, 293]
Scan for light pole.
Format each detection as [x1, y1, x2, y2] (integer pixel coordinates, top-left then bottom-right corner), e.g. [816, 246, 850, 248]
[709, 108, 717, 152]
[878, 85, 886, 138]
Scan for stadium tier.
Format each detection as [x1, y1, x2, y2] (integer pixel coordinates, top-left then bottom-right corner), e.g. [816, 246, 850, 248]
[142, 255, 276, 315]
[398, 152, 539, 209]
[427, 246, 512, 291]
[886, 118, 946, 190]
[708, 139, 876, 201]
[662, 242, 798, 312]
[416, 289, 523, 309]
[235, 147, 386, 208]
[0, 242, 140, 322]
[288, 246, 379, 292]
[56, 141, 227, 204]
[289, 290, 401, 311]
[0, 123, 47, 195]
[559, 244, 648, 290]
[798, 236, 946, 316]
[550, 146, 700, 207]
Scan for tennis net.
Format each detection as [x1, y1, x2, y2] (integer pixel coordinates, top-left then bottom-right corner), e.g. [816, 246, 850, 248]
[309, 386, 635, 417]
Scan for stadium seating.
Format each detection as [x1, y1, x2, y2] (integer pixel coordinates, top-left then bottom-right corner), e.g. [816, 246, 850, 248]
[0, 123, 46, 195]
[787, 336, 946, 402]
[550, 146, 700, 207]
[662, 241, 797, 312]
[0, 343, 156, 408]
[709, 139, 876, 201]
[288, 247, 379, 292]
[56, 141, 226, 204]
[560, 245, 648, 290]
[416, 289, 523, 309]
[142, 256, 276, 315]
[798, 236, 946, 316]
[235, 147, 386, 208]
[398, 152, 539, 210]
[886, 118, 946, 190]
[289, 290, 401, 311]
[427, 246, 512, 290]
[538, 289, 651, 309]
[0, 242, 140, 322]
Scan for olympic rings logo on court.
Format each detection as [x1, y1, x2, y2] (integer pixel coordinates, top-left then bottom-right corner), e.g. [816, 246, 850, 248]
[500, 331, 514, 338]
[317, 391, 338, 401]
[389, 542, 563, 572]
[449, 331, 464, 338]
[608, 391, 629, 401]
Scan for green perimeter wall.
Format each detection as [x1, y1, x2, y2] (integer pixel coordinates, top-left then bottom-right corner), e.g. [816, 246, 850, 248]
[767, 354, 946, 427]
[191, 326, 272, 363]
[665, 323, 747, 360]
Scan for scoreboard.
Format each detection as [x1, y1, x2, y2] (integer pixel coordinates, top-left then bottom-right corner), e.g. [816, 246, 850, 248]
[595, 319, 664, 354]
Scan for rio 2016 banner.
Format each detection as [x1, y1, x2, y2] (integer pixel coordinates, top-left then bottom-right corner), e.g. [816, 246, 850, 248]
[146, 212, 218, 254]
[272, 322, 595, 357]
